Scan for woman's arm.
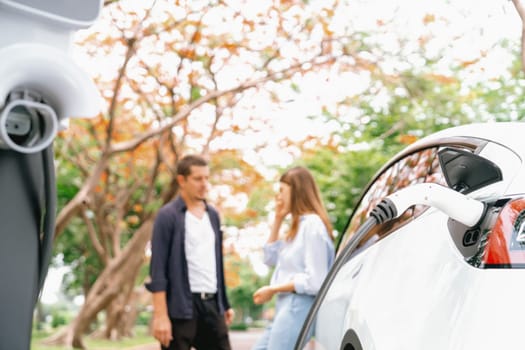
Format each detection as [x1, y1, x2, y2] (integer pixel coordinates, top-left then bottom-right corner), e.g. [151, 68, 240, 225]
[267, 193, 288, 244]
[253, 281, 295, 305]
[266, 215, 284, 244]
[263, 240, 282, 267]
[293, 218, 334, 295]
[263, 196, 288, 264]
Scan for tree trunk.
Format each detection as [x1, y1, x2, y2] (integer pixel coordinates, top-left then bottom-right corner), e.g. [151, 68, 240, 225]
[104, 295, 127, 340]
[42, 220, 153, 348]
[116, 288, 142, 338]
[103, 268, 141, 339]
[89, 277, 141, 340]
[40, 314, 95, 349]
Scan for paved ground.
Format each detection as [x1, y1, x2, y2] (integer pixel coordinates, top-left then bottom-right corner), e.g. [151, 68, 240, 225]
[228, 329, 262, 350]
[129, 329, 263, 350]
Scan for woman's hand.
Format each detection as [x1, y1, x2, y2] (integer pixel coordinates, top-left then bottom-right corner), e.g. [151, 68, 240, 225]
[275, 195, 289, 221]
[253, 286, 276, 305]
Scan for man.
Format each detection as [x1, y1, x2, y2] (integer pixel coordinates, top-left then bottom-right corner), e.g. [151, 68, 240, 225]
[146, 155, 234, 350]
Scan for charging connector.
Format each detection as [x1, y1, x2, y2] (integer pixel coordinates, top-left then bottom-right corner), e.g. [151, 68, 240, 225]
[377, 183, 486, 227]
[0, 91, 57, 154]
[4, 110, 31, 136]
[295, 182, 488, 350]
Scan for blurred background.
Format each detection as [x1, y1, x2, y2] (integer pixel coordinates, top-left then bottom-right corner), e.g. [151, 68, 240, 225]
[31, 0, 525, 348]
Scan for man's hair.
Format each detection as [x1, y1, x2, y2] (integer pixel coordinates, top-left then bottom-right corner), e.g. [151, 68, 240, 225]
[177, 155, 208, 177]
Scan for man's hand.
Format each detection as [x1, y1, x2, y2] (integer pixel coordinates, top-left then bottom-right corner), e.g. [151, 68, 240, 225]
[253, 285, 275, 305]
[152, 314, 172, 347]
[224, 308, 235, 326]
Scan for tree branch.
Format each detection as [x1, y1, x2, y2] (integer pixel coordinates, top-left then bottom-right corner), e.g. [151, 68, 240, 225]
[142, 141, 163, 209]
[55, 156, 110, 238]
[105, 0, 157, 150]
[108, 54, 339, 154]
[81, 210, 108, 264]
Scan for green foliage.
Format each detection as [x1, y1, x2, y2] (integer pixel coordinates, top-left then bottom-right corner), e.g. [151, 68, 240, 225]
[135, 310, 151, 326]
[53, 217, 103, 296]
[246, 185, 273, 219]
[51, 312, 67, 329]
[225, 254, 270, 324]
[297, 54, 525, 241]
[299, 147, 388, 235]
[33, 302, 77, 332]
[54, 150, 83, 211]
[190, 86, 202, 102]
[229, 323, 249, 331]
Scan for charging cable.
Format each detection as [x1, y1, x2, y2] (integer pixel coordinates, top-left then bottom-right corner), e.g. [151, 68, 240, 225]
[295, 183, 486, 349]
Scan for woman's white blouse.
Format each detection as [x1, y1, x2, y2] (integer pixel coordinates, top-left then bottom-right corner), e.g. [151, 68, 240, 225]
[264, 214, 335, 295]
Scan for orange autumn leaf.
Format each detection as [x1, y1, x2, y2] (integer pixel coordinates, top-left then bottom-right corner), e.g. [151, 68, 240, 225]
[127, 215, 140, 225]
[243, 19, 255, 30]
[459, 58, 480, 68]
[399, 134, 418, 145]
[222, 42, 239, 53]
[423, 14, 436, 25]
[192, 31, 202, 43]
[179, 48, 195, 59]
[426, 74, 457, 84]
[322, 22, 334, 36]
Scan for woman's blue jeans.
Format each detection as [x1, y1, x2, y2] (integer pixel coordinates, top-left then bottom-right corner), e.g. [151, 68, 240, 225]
[252, 293, 315, 350]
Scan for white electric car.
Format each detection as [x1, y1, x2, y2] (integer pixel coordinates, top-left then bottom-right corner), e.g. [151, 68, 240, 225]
[295, 122, 525, 350]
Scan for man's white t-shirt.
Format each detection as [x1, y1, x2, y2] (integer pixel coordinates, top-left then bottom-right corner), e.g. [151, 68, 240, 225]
[184, 211, 217, 293]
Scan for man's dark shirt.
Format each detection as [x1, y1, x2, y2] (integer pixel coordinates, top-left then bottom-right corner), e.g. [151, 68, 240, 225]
[145, 196, 230, 319]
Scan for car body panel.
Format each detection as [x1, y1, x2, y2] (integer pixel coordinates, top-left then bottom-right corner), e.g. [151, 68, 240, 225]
[317, 211, 525, 350]
[302, 122, 525, 350]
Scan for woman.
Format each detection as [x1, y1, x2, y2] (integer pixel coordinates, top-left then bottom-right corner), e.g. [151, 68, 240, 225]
[252, 166, 335, 350]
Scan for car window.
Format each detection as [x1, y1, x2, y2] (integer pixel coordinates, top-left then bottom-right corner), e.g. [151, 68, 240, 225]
[337, 147, 447, 254]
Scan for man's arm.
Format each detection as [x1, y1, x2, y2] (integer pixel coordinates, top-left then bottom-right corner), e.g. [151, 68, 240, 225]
[146, 208, 174, 347]
[151, 291, 172, 347]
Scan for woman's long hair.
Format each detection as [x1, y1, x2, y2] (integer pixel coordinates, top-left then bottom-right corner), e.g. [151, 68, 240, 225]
[280, 166, 333, 241]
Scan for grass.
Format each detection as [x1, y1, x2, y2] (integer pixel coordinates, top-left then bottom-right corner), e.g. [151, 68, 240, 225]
[31, 323, 260, 349]
[31, 326, 156, 350]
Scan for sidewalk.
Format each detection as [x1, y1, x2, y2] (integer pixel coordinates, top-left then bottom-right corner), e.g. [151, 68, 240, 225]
[228, 329, 262, 349]
[129, 329, 263, 350]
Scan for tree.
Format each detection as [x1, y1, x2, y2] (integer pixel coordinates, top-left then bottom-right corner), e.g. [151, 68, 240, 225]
[44, 0, 373, 347]
[299, 60, 525, 243]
